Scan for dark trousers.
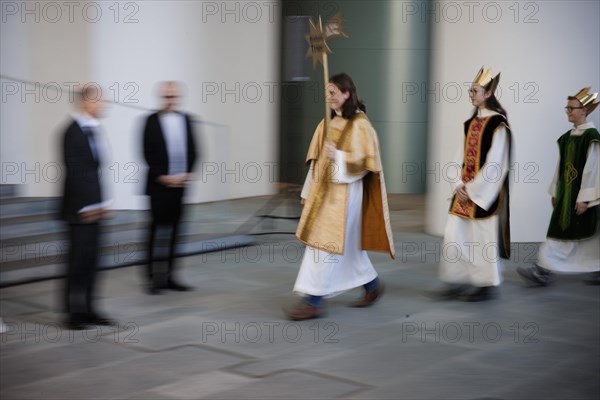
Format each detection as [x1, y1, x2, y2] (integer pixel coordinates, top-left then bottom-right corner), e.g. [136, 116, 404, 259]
[305, 277, 380, 307]
[65, 223, 100, 317]
[146, 188, 184, 284]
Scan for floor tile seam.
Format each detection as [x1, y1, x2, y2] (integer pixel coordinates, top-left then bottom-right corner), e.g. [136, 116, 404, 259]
[221, 363, 373, 394]
[0, 350, 154, 391]
[1, 345, 257, 393]
[105, 340, 258, 362]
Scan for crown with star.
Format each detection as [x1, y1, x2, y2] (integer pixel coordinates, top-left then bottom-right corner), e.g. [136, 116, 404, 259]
[569, 87, 599, 115]
[473, 66, 500, 93]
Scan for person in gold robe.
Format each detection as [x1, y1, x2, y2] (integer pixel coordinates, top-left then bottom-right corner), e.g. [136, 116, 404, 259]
[285, 73, 395, 321]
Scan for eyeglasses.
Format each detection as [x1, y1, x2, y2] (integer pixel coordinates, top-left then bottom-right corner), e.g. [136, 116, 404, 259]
[565, 106, 584, 113]
[163, 95, 179, 99]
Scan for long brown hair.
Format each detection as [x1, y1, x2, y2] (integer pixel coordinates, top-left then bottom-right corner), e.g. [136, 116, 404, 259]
[329, 73, 366, 119]
[472, 83, 508, 121]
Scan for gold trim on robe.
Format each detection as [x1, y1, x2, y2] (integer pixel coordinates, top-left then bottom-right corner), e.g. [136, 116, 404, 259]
[450, 116, 492, 219]
[296, 113, 395, 258]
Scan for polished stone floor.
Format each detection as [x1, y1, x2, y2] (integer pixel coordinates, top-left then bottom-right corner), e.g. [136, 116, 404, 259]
[0, 195, 598, 399]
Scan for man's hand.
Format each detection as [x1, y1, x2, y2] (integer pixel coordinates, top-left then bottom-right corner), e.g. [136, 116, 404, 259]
[575, 202, 588, 216]
[324, 141, 336, 160]
[158, 173, 190, 188]
[80, 208, 106, 223]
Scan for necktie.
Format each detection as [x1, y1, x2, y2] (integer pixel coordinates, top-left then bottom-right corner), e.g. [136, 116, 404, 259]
[82, 126, 98, 161]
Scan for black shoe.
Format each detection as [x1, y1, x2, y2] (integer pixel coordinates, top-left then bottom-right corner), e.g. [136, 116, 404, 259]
[166, 280, 193, 291]
[429, 284, 471, 300]
[460, 286, 497, 302]
[87, 312, 118, 326]
[64, 314, 89, 330]
[64, 321, 88, 330]
[517, 265, 552, 287]
[146, 282, 163, 295]
[583, 271, 600, 285]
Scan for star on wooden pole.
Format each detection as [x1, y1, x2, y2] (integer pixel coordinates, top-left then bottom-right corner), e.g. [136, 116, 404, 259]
[305, 13, 348, 69]
[305, 13, 348, 143]
[305, 17, 330, 70]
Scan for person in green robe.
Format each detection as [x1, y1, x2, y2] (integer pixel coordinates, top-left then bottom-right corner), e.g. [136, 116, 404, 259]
[518, 87, 600, 286]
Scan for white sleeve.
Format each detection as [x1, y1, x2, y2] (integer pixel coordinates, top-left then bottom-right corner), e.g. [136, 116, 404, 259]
[330, 150, 367, 184]
[576, 141, 600, 207]
[548, 155, 560, 198]
[450, 141, 466, 193]
[300, 161, 314, 199]
[465, 127, 509, 211]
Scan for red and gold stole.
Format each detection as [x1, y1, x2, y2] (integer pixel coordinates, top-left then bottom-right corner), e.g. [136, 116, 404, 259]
[449, 116, 492, 218]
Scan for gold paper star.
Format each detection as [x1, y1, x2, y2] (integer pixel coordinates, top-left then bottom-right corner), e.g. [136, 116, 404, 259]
[324, 13, 348, 39]
[305, 16, 331, 70]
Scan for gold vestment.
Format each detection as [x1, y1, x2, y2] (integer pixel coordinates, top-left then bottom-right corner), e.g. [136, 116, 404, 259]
[296, 113, 395, 258]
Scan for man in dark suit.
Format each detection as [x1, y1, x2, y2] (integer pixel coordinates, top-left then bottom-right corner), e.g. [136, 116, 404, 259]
[61, 85, 115, 329]
[142, 81, 197, 294]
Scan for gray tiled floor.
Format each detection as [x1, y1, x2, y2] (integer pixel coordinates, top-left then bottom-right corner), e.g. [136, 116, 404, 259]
[1, 196, 599, 400]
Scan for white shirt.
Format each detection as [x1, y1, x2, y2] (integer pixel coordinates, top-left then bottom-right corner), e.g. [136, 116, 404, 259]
[73, 112, 101, 160]
[71, 112, 112, 212]
[159, 112, 188, 175]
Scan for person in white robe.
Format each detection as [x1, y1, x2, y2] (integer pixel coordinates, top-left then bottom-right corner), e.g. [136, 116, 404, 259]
[285, 73, 393, 320]
[292, 147, 379, 300]
[435, 67, 512, 302]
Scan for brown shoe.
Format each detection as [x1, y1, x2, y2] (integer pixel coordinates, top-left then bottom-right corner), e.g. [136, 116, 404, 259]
[350, 283, 385, 308]
[284, 302, 325, 321]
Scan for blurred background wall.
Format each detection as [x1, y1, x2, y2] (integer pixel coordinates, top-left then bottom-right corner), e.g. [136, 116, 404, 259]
[2, 0, 599, 242]
[1, 0, 280, 208]
[278, 0, 430, 194]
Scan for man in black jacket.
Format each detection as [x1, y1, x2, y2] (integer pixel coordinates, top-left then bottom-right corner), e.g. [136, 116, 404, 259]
[61, 85, 115, 329]
[142, 81, 197, 294]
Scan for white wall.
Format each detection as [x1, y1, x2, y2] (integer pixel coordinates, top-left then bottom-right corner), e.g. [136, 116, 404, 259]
[425, 0, 600, 242]
[1, 4, 93, 196]
[1, 0, 280, 208]
[0, 14, 28, 188]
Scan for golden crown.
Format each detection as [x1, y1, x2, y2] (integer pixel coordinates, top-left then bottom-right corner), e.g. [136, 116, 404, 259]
[473, 67, 500, 93]
[571, 87, 599, 115]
